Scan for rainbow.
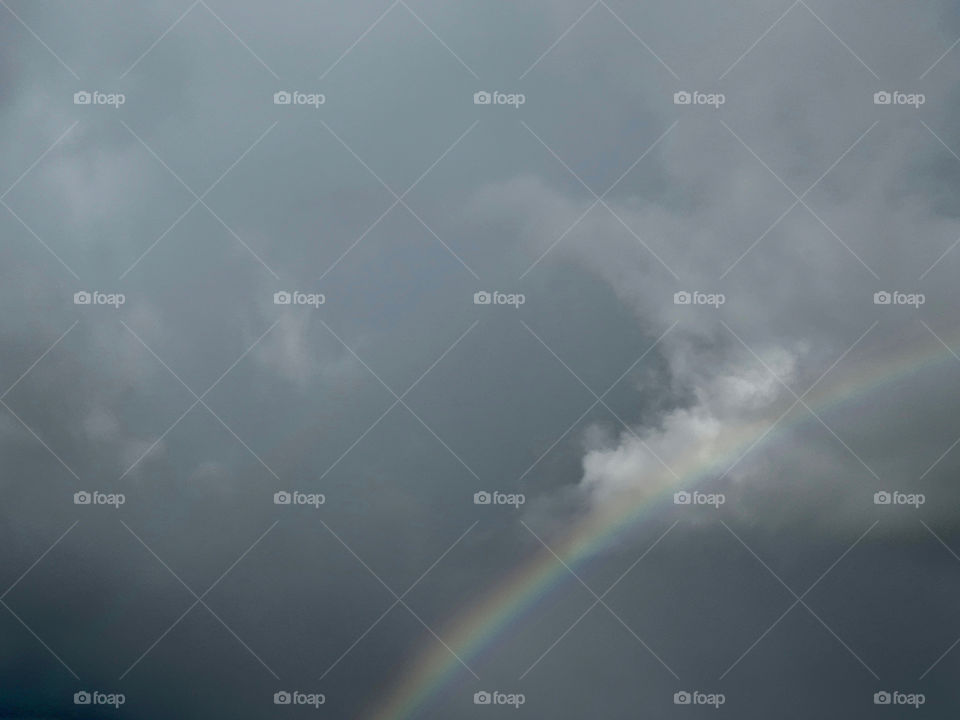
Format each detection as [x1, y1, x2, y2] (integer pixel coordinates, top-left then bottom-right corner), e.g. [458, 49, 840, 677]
[364, 323, 960, 720]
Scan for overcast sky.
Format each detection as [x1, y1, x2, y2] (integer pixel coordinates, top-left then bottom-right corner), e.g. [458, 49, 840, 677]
[2, 1, 960, 718]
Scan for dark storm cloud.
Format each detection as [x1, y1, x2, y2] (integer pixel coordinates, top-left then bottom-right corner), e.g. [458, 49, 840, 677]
[3, 1, 960, 719]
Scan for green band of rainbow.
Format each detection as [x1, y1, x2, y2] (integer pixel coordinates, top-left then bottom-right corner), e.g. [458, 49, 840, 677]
[365, 325, 958, 720]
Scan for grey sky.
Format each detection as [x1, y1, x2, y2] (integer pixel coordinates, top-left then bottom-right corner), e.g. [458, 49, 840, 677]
[2, 1, 960, 718]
